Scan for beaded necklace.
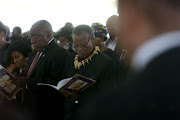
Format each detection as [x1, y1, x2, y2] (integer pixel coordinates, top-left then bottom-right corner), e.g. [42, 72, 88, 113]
[74, 46, 100, 69]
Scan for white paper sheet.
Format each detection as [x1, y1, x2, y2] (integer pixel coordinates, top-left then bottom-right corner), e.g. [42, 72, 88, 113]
[37, 77, 72, 90]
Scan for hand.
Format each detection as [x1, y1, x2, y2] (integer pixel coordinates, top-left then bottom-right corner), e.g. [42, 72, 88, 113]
[61, 91, 78, 101]
[12, 76, 27, 88]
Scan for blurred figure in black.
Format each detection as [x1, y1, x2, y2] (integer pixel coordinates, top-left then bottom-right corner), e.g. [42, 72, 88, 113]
[106, 15, 128, 88]
[64, 22, 74, 29]
[5, 25, 11, 42]
[105, 15, 118, 51]
[0, 21, 13, 104]
[0, 21, 16, 73]
[10, 26, 22, 43]
[84, 0, 180, 120]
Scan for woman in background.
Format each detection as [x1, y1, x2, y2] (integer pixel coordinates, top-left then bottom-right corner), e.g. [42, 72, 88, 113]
[4, 38, 32, 104]
[55, 26, 75, 54]
[6, 38, 32, 76]
[91, 22, 113, 58]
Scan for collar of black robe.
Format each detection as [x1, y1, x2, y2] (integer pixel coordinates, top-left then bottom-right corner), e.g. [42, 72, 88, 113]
[78, 46, 95, 61]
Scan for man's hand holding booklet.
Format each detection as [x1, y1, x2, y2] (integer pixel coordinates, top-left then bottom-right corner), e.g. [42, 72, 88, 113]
[37, 74, 96, 100]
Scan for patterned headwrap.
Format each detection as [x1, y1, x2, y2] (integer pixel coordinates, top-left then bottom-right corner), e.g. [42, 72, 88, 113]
[91, 23, 108, 41]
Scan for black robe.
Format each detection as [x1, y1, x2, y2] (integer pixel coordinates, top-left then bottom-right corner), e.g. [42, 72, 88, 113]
[79, 46, 180, 120]
[64, 50, 114, 120]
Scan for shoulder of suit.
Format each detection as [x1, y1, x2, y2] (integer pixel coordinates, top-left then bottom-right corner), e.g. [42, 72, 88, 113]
[45, 41, 67, 53]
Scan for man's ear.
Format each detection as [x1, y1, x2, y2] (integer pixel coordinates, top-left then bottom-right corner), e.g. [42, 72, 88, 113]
[46, 31, 52, 41]
[91, 36, 95, 45]
[91, 36, 95, 42]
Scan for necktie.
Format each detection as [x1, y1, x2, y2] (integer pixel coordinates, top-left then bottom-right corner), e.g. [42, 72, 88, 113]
[26, 52, 41, 78]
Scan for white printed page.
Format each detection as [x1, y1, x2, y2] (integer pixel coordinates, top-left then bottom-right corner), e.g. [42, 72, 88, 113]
[56, 77, 72, 89]
[37, 77, 72, 90]
[0, 65, 3, 69]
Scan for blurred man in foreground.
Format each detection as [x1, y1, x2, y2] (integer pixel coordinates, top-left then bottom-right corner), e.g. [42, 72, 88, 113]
[85, 0, 180, 119]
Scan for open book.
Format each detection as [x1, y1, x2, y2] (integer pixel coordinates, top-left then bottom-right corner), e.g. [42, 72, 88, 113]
[0, 65, 22, 101]
[37, 74, 96, 94]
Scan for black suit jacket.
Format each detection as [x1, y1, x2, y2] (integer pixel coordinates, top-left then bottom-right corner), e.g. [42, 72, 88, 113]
[83, 46, 180, 120]
[64, 51, 115, 120]
[24, 40, 68, 90]
[23, 40, 68, 120]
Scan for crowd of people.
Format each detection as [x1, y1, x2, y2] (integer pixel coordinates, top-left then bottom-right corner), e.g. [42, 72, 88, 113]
[0, 0, 180, 120]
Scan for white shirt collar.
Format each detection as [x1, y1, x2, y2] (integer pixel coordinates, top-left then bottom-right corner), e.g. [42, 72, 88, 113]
[106, 37, 117, 51]
[48, 38, 54, 44]
[41, 38, 54, 52]
[131, 31, 180, 72]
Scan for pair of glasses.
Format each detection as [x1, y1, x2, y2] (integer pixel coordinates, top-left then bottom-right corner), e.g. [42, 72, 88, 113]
[72, 39, 91, 49]
[72, 42, 88, 49]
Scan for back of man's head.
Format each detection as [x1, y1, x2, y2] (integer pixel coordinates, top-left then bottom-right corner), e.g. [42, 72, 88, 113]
[106, 15, 118, 24]
[106, 15, 118, 39]
[12, 27, 21, 36]
[72, 25, 94, 40]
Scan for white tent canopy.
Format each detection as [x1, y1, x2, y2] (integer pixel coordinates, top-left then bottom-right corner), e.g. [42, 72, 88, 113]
[1, 0, 117, 33]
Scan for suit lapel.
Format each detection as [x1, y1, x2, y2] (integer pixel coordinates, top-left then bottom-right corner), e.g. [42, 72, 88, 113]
[24, 51, 37, 76]
[28, 52, 46, 77]
[27, 40, 56, 78]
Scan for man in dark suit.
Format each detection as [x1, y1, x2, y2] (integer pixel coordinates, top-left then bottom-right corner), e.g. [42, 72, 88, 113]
[106, 15, 128, 88]
[83, 0, 180, 120]
[15, 20, 68, 120]
[105, 15, 118, 51]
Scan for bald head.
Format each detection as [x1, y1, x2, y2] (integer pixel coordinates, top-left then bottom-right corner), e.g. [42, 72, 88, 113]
[30, 20, 53, 51]
[107, 15, 118, 24]
[106, 15, 118, 39]
[30, 20, 53, 36]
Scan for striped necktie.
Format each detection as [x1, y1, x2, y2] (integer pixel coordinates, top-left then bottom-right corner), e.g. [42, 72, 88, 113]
[26, 52, 41, 78]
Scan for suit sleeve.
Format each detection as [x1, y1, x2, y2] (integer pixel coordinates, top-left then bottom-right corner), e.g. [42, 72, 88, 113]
[46, 49, 68, 85]
[26, 48, 68, 89]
